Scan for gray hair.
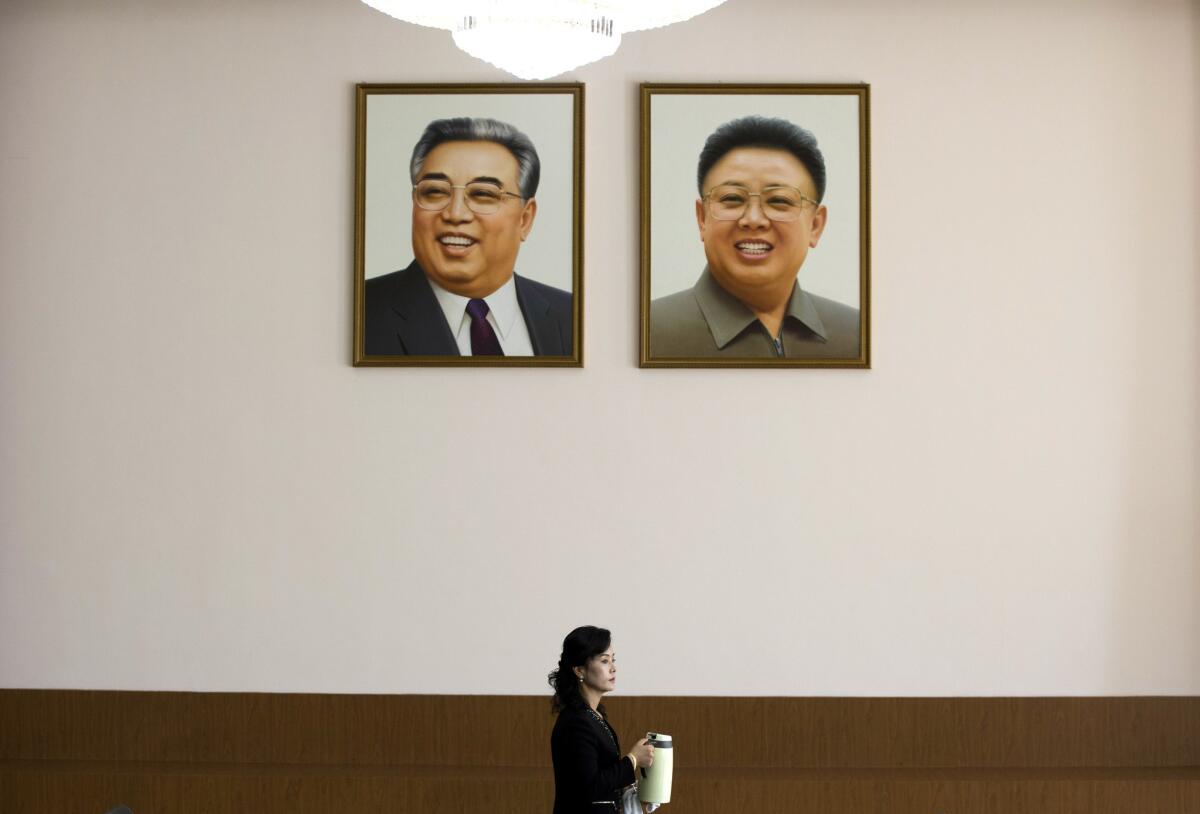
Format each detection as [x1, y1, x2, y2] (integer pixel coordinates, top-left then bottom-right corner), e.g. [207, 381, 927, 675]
[409, 117, 541, 200]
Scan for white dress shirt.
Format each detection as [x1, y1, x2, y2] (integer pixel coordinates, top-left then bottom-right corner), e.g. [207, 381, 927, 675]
[427, 274, 534, 356]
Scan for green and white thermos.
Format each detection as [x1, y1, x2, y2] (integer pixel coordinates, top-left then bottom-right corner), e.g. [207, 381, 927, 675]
[637, 732, 673, 805]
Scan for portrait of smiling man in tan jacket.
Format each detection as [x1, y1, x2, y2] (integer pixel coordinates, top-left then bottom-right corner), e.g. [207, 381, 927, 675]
[650, 115, 860, 361]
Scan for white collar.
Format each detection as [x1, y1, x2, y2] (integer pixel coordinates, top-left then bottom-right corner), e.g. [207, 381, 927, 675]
[427, 273, 522, 339]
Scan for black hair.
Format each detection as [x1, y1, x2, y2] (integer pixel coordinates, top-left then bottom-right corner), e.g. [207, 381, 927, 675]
[696, 115, 826, 202]
[410, 117, 541, 200]
[548, 625, 612, 715]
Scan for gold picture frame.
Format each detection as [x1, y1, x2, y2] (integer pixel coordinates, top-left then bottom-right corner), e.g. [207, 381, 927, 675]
[639, 83, 871, 368]
[353, 83, 584, 367]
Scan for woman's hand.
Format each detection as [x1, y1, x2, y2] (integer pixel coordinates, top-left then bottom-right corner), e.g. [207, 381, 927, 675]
[629, 737, 654, 769]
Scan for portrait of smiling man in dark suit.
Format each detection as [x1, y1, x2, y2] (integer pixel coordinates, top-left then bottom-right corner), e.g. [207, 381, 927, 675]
[356, 104, 579, 364]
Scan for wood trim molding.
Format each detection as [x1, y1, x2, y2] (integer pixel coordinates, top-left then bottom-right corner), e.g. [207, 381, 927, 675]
[3, 691, 1198, 813]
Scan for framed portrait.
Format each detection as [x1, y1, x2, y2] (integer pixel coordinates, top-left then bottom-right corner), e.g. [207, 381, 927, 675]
[353, 83, 583, 367]
[639, 83, 870, 368]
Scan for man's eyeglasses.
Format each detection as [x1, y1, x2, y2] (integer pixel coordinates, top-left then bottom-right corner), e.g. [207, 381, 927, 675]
[703, 184, 819, 222]
[413, 180, 523, 215]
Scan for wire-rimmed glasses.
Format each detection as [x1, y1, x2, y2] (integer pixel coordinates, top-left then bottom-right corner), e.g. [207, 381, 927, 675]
[413, 180, 523, 215]
[703, 184, 819, 222]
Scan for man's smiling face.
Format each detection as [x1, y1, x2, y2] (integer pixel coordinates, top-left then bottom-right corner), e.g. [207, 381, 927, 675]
[696, 146, 827, 307]
[411, 140, 536, 299]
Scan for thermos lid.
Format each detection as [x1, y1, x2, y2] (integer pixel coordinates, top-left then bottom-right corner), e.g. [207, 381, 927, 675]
[646, 732, 673, 747]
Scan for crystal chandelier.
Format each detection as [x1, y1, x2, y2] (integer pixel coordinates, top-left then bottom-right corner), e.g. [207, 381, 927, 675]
[360, 0, 729, 80]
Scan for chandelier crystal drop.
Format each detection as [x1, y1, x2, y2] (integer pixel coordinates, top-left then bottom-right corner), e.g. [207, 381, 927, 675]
[360, 0, 729, 80]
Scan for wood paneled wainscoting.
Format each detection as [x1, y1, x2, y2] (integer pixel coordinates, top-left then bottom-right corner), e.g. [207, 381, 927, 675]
[2, 691, 1198, 813]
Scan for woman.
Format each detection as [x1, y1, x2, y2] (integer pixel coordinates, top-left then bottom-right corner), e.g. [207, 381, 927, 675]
[549, 626, 655, 814]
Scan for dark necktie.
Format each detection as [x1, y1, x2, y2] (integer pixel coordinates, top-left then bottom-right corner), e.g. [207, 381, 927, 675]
[466, 298, 504, 356]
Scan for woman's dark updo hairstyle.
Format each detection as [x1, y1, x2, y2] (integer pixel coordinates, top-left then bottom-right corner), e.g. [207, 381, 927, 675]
[548, 625, 611, 715]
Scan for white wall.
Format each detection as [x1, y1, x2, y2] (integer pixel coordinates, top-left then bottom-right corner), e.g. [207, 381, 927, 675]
[1, 0, 1197, 696]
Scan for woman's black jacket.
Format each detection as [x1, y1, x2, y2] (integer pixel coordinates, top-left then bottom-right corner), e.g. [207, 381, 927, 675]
[550, 705, 636, 814]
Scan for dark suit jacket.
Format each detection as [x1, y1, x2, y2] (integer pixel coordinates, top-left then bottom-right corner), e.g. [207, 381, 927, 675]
[363, 261, 574, 356]
[550, 705, 635, 814]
